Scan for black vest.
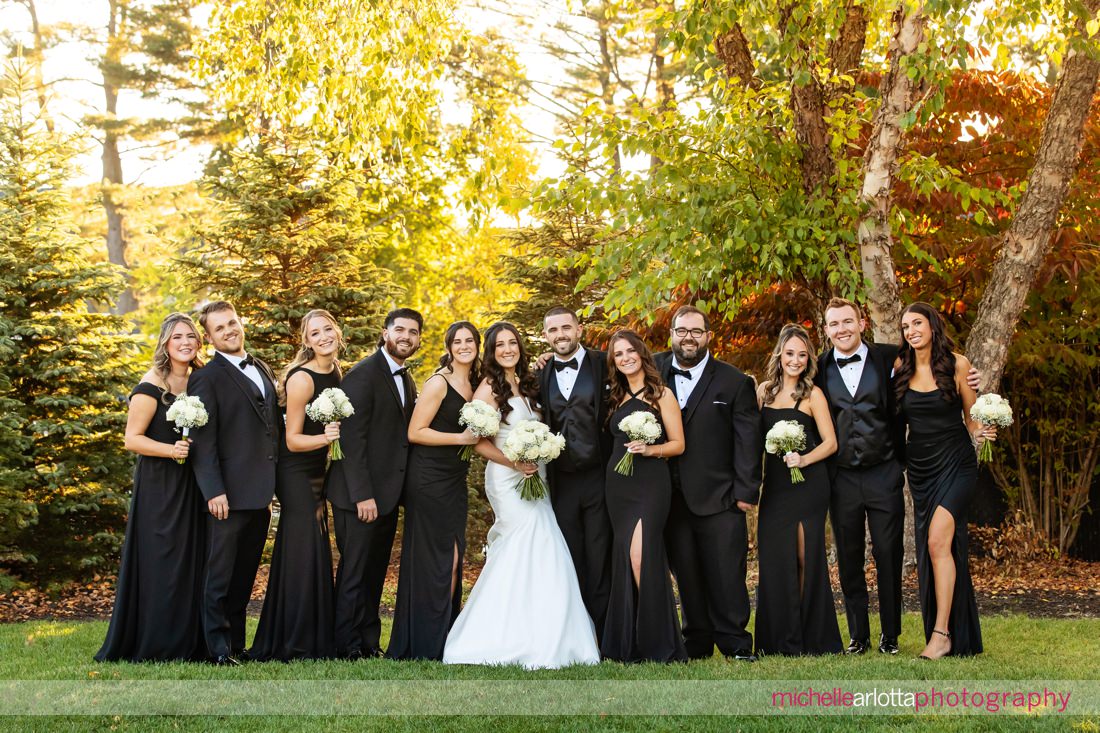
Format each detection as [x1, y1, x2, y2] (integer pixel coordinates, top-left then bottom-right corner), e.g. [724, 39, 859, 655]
[826, 357, 894, 468]
[547, 362, 601, 471]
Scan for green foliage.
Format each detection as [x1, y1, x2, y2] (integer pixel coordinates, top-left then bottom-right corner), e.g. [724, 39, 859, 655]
[178, 132, 403, 367]
[0, 62, 143, 585]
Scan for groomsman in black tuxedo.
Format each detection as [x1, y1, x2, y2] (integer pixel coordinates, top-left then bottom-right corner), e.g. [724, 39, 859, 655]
[538, 306, 612, 638]
[816, 297, 905, 655]
[327, 308, 422, 659]
[656, 305, 762, 661]
[188, 301, 281, 665]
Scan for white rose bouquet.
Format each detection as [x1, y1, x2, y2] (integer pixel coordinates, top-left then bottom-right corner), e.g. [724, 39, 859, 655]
[501, 419, 566, 501]
[164, 394, 208, 464]
[457, 399, 501, 461]
[765, 419, 808, 483]
[305, 387, 355, 460]
[614, 410, 663, 476]
[969, 393, 1013, 463]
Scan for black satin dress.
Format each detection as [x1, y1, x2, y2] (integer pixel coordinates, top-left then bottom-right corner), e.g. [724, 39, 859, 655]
[601, 392, 687, 663]
[250, 367, 338, 661]
[902, 388, 982, 656]
[95, 382, 207, 662]
[387, 377, 471, 660]
[755, 403, 842, 656]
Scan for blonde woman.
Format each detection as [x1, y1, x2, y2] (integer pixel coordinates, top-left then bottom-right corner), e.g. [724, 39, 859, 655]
[96, 313, 207, 662]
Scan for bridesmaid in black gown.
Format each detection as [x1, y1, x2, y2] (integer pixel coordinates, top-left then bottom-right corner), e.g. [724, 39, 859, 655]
[601, 330, 687, 663]
[251, 309, 346, 661]
[754, 324, 842, 656]
[387, 321, 481, 660]
[96, 313, 207, 662]
[894, 303, 992, 659]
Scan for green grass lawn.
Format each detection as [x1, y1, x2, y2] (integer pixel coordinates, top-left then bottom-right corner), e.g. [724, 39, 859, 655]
[0, 613, 1097, 732]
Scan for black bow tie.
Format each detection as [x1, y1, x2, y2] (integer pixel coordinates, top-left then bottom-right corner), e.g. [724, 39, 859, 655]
[554, 358, 578, 372]
[240, 354, 255, 370]
[670, 367, 693, 380]
[392, 366, 409, 377]
[836, 354, 862, 367]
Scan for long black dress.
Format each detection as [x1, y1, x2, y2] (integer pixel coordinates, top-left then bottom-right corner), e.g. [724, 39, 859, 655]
[602, 392, 687, 663]
[901, 388, 982, 656]
[95, 382, 207, 662]
[755, 403, 842, 656]
[387, 376, 471, 660]
[250, 366, 338, 661]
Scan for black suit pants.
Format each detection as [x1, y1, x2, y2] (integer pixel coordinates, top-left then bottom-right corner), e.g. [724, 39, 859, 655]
[332, 505, 399, 656]
[549, 462, 611, 638]
[829, 460, 905, 641]
[203, 508, 270, 658]
[665, 490, 752, 658]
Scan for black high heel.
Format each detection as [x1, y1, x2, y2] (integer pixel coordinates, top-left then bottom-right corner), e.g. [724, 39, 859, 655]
[917, 628, 951, 660]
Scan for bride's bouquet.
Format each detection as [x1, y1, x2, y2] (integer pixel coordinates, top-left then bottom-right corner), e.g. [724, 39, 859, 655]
[457, 399, 500, 461]
[165, 394, 208, 464]
[614, 410, 663, 476]
[305, 387, 355, 461]
[501, 420, 566, 501]
[970, 393, 1013, 463]
[765, 419, 807, 483]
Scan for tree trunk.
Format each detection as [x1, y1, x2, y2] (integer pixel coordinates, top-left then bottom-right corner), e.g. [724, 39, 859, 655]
[714, 24, 758, 90]
[965, 4, 1100, 393]
[856, 1, 923, 343]
[826, 0, 868, 102]
[595, 3, 621, 174]
[101, 0, 137, 315]
[778, 1, 835, 196]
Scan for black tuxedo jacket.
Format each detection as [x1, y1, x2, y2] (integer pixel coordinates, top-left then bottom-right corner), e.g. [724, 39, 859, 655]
[538, 347, 613, 464]
[655, 351, 762, 515]
[815, 341, 906, 467]
[325, 349, 416, 516]
[187, 351, 281, 510]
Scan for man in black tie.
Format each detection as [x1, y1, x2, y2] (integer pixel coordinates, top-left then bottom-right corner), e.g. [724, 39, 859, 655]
[655, 305, 761, 661]
[187, 301, 281, 665]
[538, 306, 612, 638]
[326, 308, 422, 659]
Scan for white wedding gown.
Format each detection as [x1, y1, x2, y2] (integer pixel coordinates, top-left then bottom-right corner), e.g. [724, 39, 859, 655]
[443, 396, 600, 669]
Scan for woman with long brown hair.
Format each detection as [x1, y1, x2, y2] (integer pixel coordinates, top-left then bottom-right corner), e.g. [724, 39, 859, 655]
[251, 309, 344, 661]
[96, 312, 207, 662]
[602, 329, 687, 663]
[894, 303, 992, 659]
[754, 323, 841, 656]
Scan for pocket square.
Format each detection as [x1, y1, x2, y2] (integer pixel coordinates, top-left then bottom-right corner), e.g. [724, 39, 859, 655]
[713, 400, 727, 405]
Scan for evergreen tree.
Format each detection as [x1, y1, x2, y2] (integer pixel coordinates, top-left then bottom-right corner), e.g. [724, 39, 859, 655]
[0, 61, 143, 586]
[179, 132, 402, 367]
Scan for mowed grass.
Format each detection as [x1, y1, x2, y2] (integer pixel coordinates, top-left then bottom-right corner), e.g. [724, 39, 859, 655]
[0, 613, 1097, 732]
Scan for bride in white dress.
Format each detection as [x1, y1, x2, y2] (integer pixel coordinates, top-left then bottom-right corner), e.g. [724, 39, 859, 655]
[443, 322, 600, 669]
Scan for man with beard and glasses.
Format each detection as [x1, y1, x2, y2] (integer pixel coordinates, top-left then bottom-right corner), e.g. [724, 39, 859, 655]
[655, 305, 762, 661]
[537, 306, 612, 640]
[326, 308, 422, 659]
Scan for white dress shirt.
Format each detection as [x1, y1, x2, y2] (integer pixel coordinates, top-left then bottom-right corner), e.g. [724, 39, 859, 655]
[834, 341, 869, 397]
[552, 347, 585, 400]
[671, 352, 709, 409]
[381, 348, 407, 406]
[218, 350, 267, 396]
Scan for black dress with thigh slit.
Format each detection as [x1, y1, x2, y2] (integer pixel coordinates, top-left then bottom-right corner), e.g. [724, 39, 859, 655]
[601, 392, 686, 663]
[755, 403, 842, 656]
[901, 388, 982, 656]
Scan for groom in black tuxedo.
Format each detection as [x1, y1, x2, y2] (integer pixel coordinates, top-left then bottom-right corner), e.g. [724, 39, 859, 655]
[327, 307, 422, 659]
[656, 305, 761, 661]
[538, 306, 612, 638]
[188, 301, 281, 665]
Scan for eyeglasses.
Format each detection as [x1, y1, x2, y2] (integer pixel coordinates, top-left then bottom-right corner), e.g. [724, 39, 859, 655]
[672, 328, 706, 338]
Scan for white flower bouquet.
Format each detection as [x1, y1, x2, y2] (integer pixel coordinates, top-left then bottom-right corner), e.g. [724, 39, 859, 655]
[970, 393, 1013, 463]
[765, 419, 808, 483]
[614, 410, 663, 476]
[501, 419, 566, 501]
[164, 394, 208, 464]
[305, 387, 355, 460]
[457, 399, 501, 461]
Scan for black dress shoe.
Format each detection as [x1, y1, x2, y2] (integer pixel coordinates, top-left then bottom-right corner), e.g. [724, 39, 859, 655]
[212, 654, 241, 666]
[845, 639, 870, 655]
[364, 648, 384, 659]
[729, 648, 757, 662]
[234, 649, 252, 663]
[344, 649, 364, 661]
[878, 635, 899, 655]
